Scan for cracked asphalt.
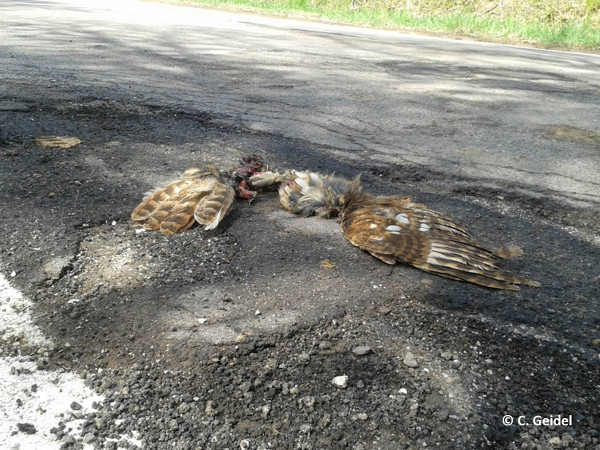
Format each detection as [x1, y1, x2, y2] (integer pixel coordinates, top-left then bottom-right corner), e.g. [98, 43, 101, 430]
[1, 0, 599, 448]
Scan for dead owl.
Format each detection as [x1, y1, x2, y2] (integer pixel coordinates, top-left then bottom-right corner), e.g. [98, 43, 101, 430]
[250, 170, 539, 291]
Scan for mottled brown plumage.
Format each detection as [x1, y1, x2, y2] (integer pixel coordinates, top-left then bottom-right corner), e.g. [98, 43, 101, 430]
[340, 176, 539, 290]
[131, 156, 267, 235]
[131, 167, 235, 235]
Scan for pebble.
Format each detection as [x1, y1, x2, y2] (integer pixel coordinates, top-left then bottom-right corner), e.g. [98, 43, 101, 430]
[177, 402, 190, 414]
[260, 405, 270, 418]
[299, 396, 315, 409]
[352, 346, 373, 356]
[300, 424, 312, 433]
[548, 436, 561, 446]
[319, 341, 332, 350]
[298, 352, 310, 362]
[403, 352, 419, 368]
[332, 375, 348, 389]
[437, 410, 449, 421]
[70, 401, 83, 411]
[17, 423, 37, 434]
[43, 256, 72, 280]
[409, 401, 419, 417]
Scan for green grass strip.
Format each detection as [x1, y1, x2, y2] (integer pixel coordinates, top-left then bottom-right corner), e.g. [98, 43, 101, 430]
[171, 0, 600, 51]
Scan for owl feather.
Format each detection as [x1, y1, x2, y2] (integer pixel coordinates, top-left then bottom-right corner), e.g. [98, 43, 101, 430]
[250, 170, 351, 217]
[194, 181, 235, 230]
[340, 176, 539, 291]
[131, 167, 233, 234]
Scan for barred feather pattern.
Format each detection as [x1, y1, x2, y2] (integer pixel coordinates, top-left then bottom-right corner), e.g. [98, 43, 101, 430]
[340, 176, 539, 291]
[131, 167, 234, 235]
[194, 181, 235, 230]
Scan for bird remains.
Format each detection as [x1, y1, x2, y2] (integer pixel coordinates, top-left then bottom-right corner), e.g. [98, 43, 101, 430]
[132, 160, 539, 290]
[131, 155, 266, 235]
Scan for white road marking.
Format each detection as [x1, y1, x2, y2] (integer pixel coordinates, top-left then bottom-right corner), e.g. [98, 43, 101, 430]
[0, 271, 103, 448]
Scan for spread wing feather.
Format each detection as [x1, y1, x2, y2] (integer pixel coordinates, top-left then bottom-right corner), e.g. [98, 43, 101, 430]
[131, 176, 207, 222]
[157, 191, 208, 235]
[194, 181, 235, 230]
[131, 169, 234, 234]
[341, 177, 539, 290]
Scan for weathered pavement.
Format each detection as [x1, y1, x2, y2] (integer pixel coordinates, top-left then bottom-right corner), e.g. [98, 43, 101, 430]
[1, 0, 599, 448]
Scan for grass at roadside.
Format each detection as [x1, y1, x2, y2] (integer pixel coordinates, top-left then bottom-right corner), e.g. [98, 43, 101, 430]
[171, 0, 600, 51]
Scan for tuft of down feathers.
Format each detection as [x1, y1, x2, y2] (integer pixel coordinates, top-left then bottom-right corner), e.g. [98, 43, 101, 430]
[250, 170, 351, 218]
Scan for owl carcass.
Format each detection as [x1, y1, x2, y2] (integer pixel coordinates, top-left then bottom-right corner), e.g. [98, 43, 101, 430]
[250, 170, 539, 291]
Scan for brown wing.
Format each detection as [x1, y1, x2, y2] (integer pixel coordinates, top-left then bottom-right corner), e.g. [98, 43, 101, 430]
[342, 200, 437, 267]
[194, 180, 235, 230]
[342, 195, 539, 291]
[153, 191, 209, 235]
[131, 170, 217, 234]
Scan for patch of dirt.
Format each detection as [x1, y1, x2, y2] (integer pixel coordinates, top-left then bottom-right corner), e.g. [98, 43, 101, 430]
[546, 124, 600, 150]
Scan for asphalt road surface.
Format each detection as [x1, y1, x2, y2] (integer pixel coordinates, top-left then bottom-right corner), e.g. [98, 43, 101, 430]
[1, 0, 599, 448]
